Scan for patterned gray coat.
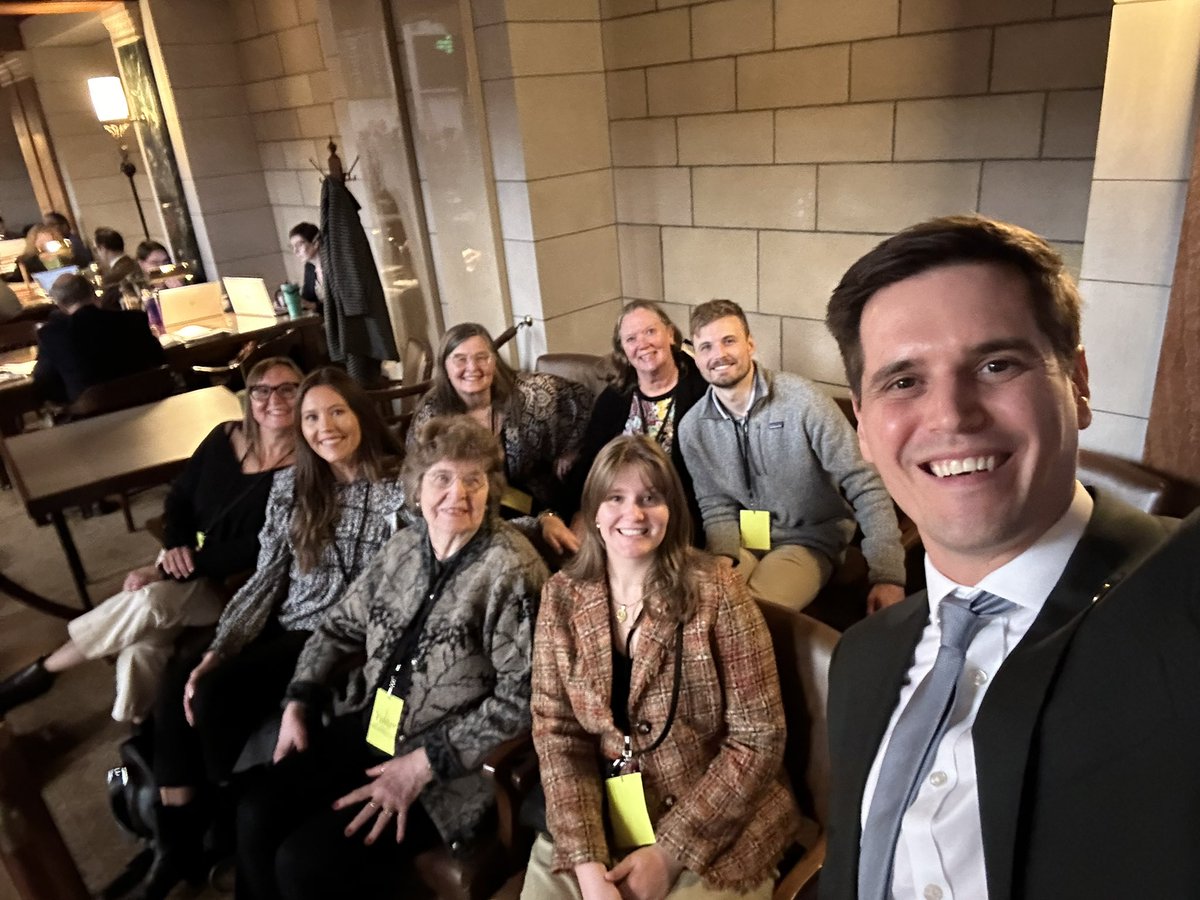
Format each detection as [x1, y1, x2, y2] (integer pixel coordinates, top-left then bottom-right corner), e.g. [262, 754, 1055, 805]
[288, 515, 548, 846]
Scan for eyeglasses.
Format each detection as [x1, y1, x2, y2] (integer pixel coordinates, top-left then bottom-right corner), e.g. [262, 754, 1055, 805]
[249, 382, 300, 402]
[425, 470, 488, 492]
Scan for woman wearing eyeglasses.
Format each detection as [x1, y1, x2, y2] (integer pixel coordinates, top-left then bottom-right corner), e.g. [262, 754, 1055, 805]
[0, 357, 303, 723]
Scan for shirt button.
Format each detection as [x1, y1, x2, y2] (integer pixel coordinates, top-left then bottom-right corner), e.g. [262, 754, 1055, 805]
[636, 721, 652, 735]
[923, 885, 943, 900]
[663, 795, 676, 808]
[929, 771, 948, 787]
[971, 669, 988, 686]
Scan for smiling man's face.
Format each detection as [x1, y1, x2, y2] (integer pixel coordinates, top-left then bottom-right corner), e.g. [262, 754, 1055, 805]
[692, 315, 756, 391]
[853, 262, 1091, 584]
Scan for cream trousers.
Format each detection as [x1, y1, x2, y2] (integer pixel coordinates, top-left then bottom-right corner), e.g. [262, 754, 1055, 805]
[66, 576, 226, 722]
[520, 834, 773, 900]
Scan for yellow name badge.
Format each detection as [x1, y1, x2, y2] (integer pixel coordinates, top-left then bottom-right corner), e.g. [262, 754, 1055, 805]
[195, 531, 206, 550]
[366, 689, 405, 756]
[740, 509, 771, 551]
[500, 485, 533, 515]
[605, 772, 656, 848]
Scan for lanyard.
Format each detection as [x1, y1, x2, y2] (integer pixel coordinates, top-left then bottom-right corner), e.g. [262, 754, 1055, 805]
[610, 622, 685, 776]
[635, 391, 676, 447]
[331, 482, 371, 582]
[731, 417, 754, 500]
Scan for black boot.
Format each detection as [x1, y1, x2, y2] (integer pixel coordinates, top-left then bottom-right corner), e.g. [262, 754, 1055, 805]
[130, 800, 209, 900]
[0, 658, 54, 715]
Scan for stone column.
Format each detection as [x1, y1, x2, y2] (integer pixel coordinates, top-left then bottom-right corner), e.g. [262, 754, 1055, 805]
[100, 2, 203, 277]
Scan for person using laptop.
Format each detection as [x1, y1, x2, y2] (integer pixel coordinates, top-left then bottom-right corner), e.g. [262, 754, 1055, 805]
[137, 240, 186, 289]
[32, 273, 166, 405]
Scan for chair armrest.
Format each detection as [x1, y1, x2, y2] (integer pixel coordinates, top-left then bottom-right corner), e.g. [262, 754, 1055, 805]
[482, 732, 537, 850]
[773, 832, 825, 900]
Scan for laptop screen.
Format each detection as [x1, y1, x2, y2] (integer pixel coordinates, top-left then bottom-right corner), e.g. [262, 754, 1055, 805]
[32, 265, 81, 294]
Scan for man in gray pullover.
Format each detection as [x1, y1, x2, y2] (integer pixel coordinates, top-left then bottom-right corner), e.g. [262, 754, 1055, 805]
[678, 299, 906, 613]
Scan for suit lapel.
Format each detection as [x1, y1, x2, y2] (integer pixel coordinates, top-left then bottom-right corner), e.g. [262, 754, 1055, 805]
[628, 607, 675, 712]
[570, 579, 616, 717]
[974, 492, 1170, 900]
[835, 592, 931, 875]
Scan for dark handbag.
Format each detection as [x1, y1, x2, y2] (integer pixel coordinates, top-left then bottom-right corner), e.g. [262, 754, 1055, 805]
[106, 736, 158, 840]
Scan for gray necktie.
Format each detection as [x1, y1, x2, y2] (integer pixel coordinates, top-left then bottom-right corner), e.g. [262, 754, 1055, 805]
[858, 591, 1016, 900]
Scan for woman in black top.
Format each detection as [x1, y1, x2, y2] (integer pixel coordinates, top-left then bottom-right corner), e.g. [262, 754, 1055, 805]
[565, 301, 708, 539]
[0, 357, 302, 723]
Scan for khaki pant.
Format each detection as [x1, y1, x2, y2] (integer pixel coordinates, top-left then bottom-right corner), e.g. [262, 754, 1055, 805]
[520, 833, 773, 900]
[67, 577, 226, 722]
[736, 545, 833, 613]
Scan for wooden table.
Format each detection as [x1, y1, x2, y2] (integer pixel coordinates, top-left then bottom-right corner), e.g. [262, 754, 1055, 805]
[0, 386, 244, 614]
[0, 312, 325, 436]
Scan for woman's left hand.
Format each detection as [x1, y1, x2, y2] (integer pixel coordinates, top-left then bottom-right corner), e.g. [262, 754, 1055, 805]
[333, 748, 435, 845]
[605, 845, 684, 900]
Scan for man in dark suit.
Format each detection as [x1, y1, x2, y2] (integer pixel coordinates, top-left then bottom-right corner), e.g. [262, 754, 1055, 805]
[820, 216, 1197, 900]
[94, 226, 140, 310]
[32, 273, 166, 405]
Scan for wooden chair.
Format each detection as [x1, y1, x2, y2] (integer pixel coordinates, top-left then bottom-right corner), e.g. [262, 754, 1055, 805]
[403, 335, 432, 385]
[535, 352, 616, 399]
[756, 606, 838, 900]
[0, 320, 39, 352]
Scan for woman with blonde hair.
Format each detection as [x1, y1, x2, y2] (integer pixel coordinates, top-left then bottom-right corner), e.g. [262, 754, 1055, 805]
[0, 356, 302, 723]
[526, 435, 797, 900]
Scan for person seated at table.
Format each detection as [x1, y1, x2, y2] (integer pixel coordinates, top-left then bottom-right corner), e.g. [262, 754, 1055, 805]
[43, 210, 93, 267]
[565, 300, 708, 540]
[523, 435, 798, 900]
[288, 222, 323, 316]
[0, 357, 302, 722]
[31, 272, 166, 405]
[7, 222, 66, 281]
[237, 414, 548, 900]
[94, 226, 139, 309]
[134, 366, 406, 900]
[136, 239, 185, 289]
[408, 322, 593, 559]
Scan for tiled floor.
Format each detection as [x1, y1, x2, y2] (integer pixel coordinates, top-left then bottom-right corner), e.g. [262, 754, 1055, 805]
[0, 484, 524, 900]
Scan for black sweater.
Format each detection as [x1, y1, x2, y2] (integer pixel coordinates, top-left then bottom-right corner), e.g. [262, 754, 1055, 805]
[162, 423, 281, 581]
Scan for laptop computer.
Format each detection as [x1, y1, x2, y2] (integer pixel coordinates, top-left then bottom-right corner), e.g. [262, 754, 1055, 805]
[223, 276, 279, 319]
[157, 282, 226, 342]
[32, 265, 81, 296]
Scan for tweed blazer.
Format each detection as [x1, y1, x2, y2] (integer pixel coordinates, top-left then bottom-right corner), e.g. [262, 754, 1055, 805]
[532, 554, 799, 890]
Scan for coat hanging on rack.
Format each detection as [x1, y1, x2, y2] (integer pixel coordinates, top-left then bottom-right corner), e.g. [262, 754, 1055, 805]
[318, 148, 399, 382]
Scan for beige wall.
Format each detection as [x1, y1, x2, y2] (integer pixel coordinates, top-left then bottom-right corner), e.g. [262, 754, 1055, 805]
[22, 37, 156, 252]
[602, 0, 1113, 391]
[1077, 0, 1199, 460]
[0, 104, 40, 229]
[142, 0, 334, 287]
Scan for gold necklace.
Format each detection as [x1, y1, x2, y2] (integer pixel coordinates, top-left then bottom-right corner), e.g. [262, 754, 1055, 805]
[615, 598, 643, 624]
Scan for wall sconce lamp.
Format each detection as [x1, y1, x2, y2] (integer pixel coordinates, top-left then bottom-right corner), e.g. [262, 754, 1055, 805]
[87, 75, 149, 239]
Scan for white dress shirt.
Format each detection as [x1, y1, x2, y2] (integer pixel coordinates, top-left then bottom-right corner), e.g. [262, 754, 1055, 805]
[859, 482, 1093, 900]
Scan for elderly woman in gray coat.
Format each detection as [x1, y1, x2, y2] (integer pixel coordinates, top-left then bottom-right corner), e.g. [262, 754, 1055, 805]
[236, 415, 548, 900]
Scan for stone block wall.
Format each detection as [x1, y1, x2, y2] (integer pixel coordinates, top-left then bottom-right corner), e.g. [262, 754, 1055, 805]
[602, 0, 1114, 390]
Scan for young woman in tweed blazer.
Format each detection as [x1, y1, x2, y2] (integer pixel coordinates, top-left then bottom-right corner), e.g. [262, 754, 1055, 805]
[524, 436, 798, 900]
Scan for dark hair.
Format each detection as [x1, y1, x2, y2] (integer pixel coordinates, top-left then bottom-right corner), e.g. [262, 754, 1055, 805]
[135, 240, 171, 263]
[689, 298, 750, 339]
[826, 215, 1083, 397]
[243, 356, 303, 454]
[609, 300, 683, 393]
[402, 415, 506, 518]
[567, 435, 700, 623]
[49, 273, 95, 308]
[43, 211, 70, 230]
[425, 323, 516, 414]
[94, 227, 125, 254]
[291, 367, 402, 572]
[288, 222, 319, 243]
